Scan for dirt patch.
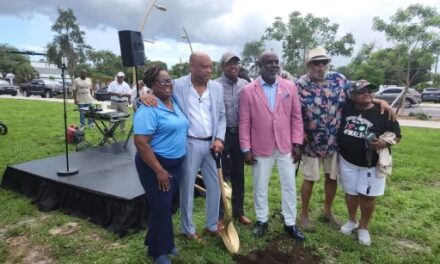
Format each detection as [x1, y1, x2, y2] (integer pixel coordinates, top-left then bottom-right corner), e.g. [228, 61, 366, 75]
[233, 236, 322, 264]
[429, 181, 440, 188]
[0, 227, 7, 240]
[5, 236, 54, 264]
[88, 232, 103, 241]
[395, 239, 430, 253]
[1, 214, 55, 264]
[49, 222, 80, 236]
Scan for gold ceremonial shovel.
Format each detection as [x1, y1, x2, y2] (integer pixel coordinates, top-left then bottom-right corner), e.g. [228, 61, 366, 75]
[211, 149, 240, 253]
[196, 174, 232, 200]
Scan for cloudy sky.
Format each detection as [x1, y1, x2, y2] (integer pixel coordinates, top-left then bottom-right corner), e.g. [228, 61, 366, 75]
[1, 0, 438, 67]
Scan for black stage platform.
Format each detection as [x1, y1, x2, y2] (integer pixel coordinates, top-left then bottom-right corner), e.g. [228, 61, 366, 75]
[1, 141, 149, 235]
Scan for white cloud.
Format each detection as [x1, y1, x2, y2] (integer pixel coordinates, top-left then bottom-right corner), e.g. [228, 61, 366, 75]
[2, 0, 439, 68]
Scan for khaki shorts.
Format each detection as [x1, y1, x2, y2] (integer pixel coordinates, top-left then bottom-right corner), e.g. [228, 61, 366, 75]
[300, 153, 339, 181]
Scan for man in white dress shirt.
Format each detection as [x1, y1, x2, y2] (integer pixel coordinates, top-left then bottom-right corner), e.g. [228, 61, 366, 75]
[108, 71, 131, 132]
[173, 52, 226, 241]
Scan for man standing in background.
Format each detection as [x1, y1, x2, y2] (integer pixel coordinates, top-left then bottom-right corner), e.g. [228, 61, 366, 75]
[108, 71, 131, 133]
[72, 69, 94, 130]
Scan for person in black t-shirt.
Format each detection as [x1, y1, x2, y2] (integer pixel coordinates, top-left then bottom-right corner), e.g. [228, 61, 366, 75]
[338, 80, 401, 246]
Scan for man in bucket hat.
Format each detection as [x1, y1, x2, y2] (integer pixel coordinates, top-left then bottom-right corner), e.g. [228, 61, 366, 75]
[296, 47, 394, 231]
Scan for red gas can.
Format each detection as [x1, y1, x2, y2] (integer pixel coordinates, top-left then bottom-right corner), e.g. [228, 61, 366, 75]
[67, 125, 78, 144]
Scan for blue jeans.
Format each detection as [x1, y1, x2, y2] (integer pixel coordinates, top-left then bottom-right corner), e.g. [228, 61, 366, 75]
[78, 104, 93, 126]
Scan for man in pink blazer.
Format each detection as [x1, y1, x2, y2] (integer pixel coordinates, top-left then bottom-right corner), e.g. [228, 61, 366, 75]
[239, 51, 305, 242]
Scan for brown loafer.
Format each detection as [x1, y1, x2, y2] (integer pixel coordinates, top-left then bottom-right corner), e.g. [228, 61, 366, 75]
[203, 227, 220, 236]
[236, 215, 252, 225]
[183, 232, 205, 243]
[217, 219, 225, 231]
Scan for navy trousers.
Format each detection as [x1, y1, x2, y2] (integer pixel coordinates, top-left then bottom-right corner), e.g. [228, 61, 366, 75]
[135, 153, 184, 258]
[219, 129, 245, 218]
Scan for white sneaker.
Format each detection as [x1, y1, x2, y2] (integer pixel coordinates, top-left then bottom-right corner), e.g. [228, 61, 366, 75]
[340, 221, 358, 235]
[358, 228, 372, 246]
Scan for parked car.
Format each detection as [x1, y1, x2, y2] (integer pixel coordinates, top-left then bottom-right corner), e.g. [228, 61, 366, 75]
[94, 86, 111, 101]
[20, 79, 63, 98]
[421, 87, 440, 103]
[0, 79, 18, 96]
[374, 87, 421, 108]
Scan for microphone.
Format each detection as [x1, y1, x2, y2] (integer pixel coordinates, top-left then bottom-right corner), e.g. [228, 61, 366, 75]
[198, 97, 202, 103]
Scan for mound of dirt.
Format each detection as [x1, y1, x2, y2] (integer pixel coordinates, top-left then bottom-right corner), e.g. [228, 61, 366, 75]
[233, 236, 322, 264]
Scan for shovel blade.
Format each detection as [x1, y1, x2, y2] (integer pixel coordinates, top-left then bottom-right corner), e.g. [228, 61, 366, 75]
[219, 222, 240, 253]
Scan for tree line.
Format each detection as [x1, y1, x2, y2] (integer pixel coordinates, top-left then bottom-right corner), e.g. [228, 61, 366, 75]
[1, 4, 439, 89]
[242, 4, 440, 89]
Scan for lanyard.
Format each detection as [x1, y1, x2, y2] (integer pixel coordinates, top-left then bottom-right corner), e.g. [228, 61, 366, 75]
[366, 150, 373, 195]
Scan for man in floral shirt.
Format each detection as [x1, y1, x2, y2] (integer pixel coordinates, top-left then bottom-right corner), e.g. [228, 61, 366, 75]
[296, 47, 349, 230]
[296, 47, 392, 231]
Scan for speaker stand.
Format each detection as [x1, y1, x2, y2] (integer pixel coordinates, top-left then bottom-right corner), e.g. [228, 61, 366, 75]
[124, 66, 137, 149]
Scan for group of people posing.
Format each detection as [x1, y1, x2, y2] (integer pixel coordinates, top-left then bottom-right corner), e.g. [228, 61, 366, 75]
[131, 47, 401, 264]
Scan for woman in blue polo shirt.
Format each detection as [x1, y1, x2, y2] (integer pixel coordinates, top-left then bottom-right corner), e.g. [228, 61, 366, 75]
[134, 65, 188, 264]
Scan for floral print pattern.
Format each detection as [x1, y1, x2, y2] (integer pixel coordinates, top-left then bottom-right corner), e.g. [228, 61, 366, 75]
[296, 72, 349, 157]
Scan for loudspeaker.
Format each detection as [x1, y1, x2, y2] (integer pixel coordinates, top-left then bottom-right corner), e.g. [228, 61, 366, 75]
[118, 30, 145, 67]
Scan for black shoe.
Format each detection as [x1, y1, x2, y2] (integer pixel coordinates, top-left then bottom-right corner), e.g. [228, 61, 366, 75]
[253, 221, 268, 237]
[284, 224, 306, 242]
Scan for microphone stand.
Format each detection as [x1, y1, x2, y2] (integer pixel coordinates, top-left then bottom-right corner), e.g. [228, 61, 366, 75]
[57, 57, 79, 176]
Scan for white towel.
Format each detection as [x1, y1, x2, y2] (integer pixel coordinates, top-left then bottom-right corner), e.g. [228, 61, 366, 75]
[376, 132, 397, 177]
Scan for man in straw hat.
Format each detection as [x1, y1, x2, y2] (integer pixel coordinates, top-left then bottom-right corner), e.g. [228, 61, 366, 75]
[296, 47, 394, 232]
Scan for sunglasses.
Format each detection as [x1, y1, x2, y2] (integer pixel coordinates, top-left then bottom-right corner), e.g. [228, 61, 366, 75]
[310, 60, 329, 66]
[156, 79, 174, 86]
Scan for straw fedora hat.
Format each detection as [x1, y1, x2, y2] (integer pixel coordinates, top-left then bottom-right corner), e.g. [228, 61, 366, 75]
[305, 47, 331, 65]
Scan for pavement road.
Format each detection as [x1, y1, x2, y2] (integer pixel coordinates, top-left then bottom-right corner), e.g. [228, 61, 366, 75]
[405, 104, 440, 119]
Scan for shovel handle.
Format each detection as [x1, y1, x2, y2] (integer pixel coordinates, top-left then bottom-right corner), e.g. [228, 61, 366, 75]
[211, 149, 222, 169]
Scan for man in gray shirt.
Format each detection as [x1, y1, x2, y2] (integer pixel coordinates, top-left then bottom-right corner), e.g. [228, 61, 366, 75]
[215, 52, 251, 225]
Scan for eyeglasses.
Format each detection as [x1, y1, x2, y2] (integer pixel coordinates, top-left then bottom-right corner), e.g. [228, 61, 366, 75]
[155, 79, 173, 86]
[310, 60, 329, 66]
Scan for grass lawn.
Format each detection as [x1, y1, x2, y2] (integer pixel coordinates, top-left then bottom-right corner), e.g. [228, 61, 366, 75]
[0, 97, 439, 263]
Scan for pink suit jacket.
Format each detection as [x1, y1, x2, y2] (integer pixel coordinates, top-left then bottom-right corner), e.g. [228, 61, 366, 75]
[239, 76, 304, 156]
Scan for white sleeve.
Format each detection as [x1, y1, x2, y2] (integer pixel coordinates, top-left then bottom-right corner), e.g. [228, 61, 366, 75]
[107, 82, 116, 93]
[124, 83, 131, 93]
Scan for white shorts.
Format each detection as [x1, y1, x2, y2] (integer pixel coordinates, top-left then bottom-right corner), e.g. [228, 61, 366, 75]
[300, 153, 339, 181]
[339, 155, 386, 197]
